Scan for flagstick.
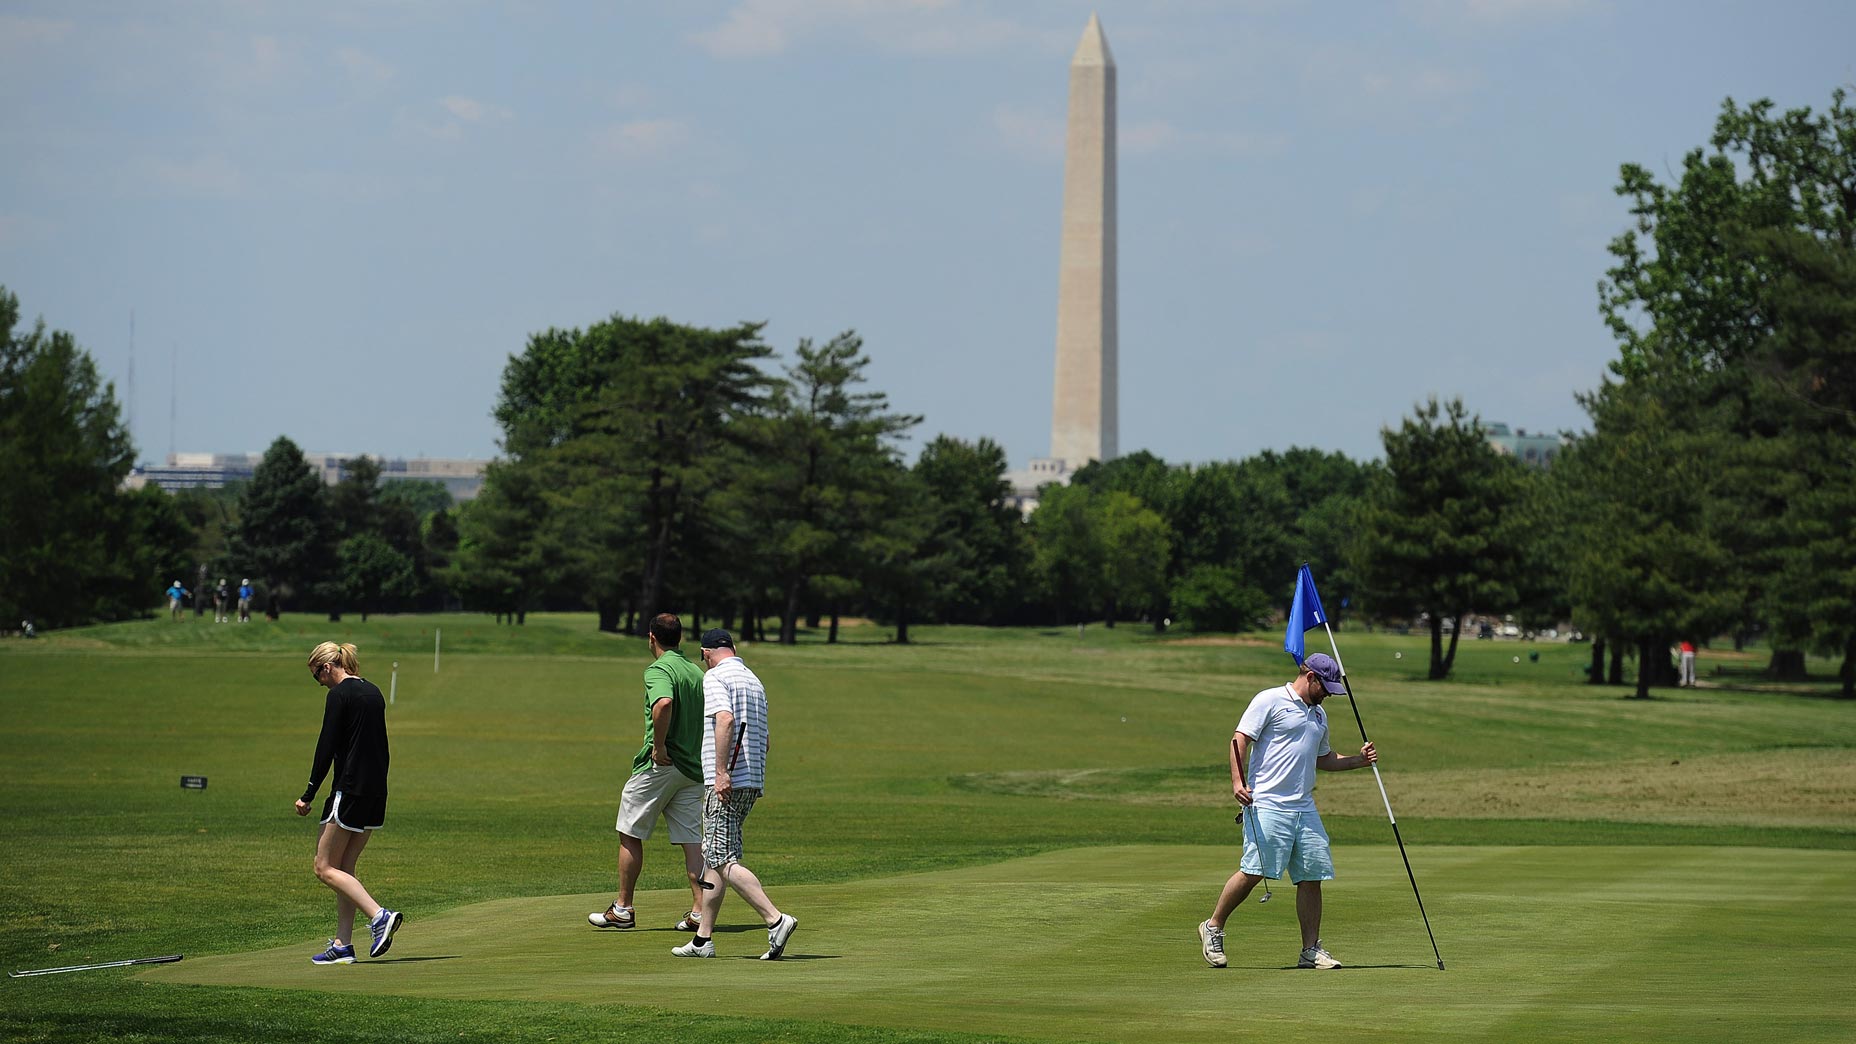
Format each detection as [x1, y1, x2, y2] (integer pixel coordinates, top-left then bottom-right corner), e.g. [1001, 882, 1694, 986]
[1321, 621, 1445, 970]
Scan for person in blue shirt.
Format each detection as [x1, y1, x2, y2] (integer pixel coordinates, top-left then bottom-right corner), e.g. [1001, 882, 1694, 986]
[238, 579, 254, 623]
[165, 580, 189, 621]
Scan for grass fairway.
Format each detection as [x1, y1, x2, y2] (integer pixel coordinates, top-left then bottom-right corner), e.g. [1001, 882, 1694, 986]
[141, 845, 1855, 1043]
[4, 614, 1854, 1043]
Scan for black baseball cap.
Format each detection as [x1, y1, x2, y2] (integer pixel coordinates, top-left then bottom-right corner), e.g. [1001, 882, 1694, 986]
[699, 628, 735, 650]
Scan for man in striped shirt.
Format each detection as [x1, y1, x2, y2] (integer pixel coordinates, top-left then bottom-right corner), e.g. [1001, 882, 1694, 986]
[671, 629, 799, 960]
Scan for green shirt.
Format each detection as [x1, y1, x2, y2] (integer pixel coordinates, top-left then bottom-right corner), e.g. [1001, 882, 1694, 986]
[632, 648, 704, 781]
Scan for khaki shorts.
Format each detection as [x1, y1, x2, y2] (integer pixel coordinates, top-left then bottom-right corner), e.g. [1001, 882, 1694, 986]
[701, 787, 761, 868]
[615, 763, 702, 843]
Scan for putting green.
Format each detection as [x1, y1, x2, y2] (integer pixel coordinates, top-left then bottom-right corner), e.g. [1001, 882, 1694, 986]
[143, 844, 1855, 1043]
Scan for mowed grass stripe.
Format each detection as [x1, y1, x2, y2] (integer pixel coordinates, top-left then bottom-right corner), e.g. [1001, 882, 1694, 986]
[137, 845, 1856, 1044]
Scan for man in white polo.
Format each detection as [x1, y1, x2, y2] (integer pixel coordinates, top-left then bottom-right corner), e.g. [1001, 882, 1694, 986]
[1197, 652, 1376, 970]
[671, 628, 798, 960]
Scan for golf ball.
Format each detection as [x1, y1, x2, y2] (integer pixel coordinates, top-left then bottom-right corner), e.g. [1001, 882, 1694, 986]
[1513, 656, 1521, 663]
[1120, 716, 1127, 723]
[1395, 651, 1403, 660]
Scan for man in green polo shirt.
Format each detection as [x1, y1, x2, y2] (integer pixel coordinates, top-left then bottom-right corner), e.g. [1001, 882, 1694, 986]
[588, 612, 709, 932]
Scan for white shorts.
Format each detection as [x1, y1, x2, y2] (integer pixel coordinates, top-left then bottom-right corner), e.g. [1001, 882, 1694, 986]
[615, 763, 702, 844]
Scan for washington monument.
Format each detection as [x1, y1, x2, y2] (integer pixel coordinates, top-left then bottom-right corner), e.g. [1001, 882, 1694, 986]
[1049, 13, 1117, 469]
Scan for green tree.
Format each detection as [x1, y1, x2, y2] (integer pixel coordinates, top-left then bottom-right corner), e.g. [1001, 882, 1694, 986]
[1094, 489, 1171, 627]
[1598, 89, 1855, 682]
[1550, 392, 1739, 697]
[446, 460, 561, 623]
[337, 533, 417, 622]
[911, 435, 1030, 624]
[1029, 483, 1105, 624]
[378, 480, 453, 520]
[492, 315, 774, 631]
[0, 287, 138, 628]
[232, 437, 329, 617]
[1029, 484, 1169, 627]
[740, 332, 919, 644]
[1171, 563, 1273, 632]
[1352, 397, 1530, 680]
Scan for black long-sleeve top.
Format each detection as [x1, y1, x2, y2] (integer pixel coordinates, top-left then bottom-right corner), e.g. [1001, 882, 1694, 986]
[301, 677, 390, 804]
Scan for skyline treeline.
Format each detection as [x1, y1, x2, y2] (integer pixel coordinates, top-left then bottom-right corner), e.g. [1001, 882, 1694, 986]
[4, 89, 1849, 695]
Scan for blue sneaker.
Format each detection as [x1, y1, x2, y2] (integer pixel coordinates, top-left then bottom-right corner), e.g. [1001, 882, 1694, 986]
[368, 909, 403, 958]
[310, 939, 355, 965]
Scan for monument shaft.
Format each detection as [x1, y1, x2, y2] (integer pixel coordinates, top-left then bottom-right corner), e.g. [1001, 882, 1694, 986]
[1050, 15, 1117, 467]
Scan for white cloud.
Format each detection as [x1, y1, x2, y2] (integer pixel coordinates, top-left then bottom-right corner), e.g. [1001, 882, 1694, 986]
[1404, 0, 1600, 25]
[413, 96, 514, 140]
[335, 46, 396, 88]
[442, 95, 485, 121]
[0, 14, 72, 52]
[690, 0, 1038, 59]
[144, 153, 246, 197]
[1300, 44, 1482, 125]
[591, 118, 692, 161]
[1121, 121, 1180, 154]
[991, 105, 1063, 159]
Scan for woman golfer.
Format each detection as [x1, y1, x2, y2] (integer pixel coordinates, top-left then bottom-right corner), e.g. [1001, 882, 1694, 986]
[295, 641, 403, 965]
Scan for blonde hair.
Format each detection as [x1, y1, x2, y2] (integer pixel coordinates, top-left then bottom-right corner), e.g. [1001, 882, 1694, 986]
[308, 641, 360, 675]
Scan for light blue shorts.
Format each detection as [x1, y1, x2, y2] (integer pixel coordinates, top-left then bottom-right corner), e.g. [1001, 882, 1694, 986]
[1240, 807, 1335, 884]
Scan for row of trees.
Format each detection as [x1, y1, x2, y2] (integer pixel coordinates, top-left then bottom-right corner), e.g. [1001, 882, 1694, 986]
[228, 440, 457, 620]
[2, 282, 461, 628]
[1554, 88, 1856, 697]
[5, 91, 1847, 697]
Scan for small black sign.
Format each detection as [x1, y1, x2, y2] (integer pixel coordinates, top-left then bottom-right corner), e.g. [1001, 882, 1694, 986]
[180, 776, 208, 790]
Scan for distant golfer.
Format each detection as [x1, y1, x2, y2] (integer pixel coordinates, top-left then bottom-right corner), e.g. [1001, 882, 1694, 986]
[588, 613, 707, 933]
[672, 628, 797, 959]
[213, 578, 229, 623]
[165, 580, 188, 620]
[238, 579, 253, 622]
[1198, 653, 1376, 970]
[295, 641, 403, 965]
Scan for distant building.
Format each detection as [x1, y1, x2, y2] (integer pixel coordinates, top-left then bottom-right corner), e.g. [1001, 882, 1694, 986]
[127, 452, 488, 500]
[1483, 423, 1565, 468]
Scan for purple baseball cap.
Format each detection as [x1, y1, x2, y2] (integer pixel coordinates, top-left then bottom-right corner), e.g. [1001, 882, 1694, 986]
[1303, 653, 1347, 695]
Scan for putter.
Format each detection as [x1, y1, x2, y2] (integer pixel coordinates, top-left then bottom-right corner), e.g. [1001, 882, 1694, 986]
[9, 954, 182, 977]
[697, 721, 750, 892]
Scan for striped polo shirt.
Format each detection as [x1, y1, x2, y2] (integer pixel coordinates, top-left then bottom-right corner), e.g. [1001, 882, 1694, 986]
[701, 655, 770, 790]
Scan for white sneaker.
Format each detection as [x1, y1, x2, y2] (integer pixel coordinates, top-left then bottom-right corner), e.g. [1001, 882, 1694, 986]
[760, 913, 798, 960]
[675, 910, 703, 932]
[671, 938, 715, 958]
[1298, 943, 1341, 969]
[588, 903, 634, 929]
[1197, 920, 1227, 968]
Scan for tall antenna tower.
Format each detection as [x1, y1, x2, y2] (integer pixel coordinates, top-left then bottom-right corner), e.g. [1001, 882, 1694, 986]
[169, 343, 178, 462]
[126, 310, 136, 447]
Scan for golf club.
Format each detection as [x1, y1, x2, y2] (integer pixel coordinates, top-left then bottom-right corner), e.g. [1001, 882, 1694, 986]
[697, 720, 751, 892]
[1230, 736, 1271, 903]
[9, 954, 182, 977]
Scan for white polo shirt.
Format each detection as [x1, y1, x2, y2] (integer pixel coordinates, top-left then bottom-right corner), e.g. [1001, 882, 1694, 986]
[1236, 684, 1331, 812]
[700, 655, 769, 790]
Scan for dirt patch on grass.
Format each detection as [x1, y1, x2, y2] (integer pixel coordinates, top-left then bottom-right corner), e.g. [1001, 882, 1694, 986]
[955, 747, 1856, 829]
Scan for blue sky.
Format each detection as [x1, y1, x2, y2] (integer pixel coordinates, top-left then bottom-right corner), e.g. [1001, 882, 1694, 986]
[4, 1, 1852, 469]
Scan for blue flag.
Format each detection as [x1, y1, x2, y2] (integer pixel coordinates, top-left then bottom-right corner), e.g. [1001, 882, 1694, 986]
[1283, 564, 1328, 666]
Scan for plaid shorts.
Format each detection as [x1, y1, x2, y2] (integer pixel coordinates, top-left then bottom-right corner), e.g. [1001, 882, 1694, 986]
[701, 787, 761, 868]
